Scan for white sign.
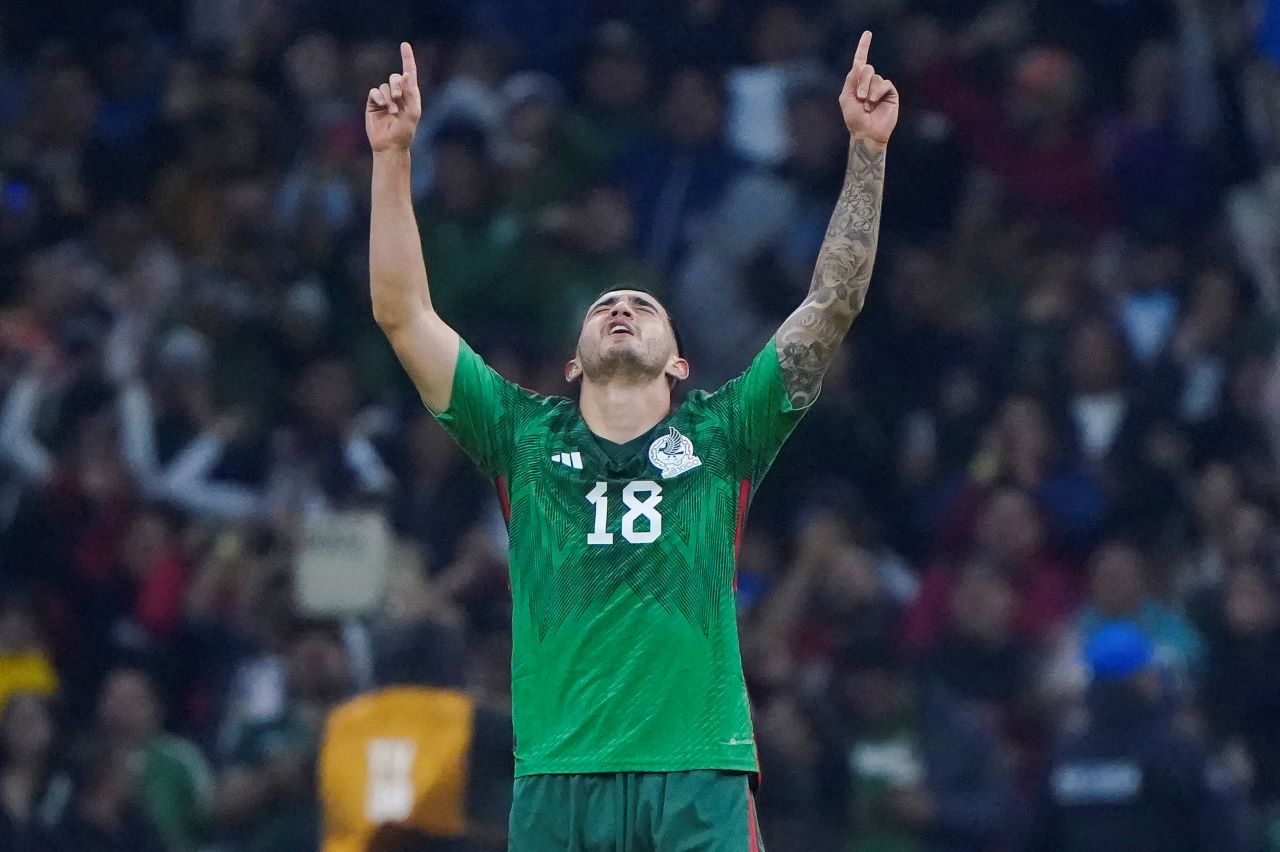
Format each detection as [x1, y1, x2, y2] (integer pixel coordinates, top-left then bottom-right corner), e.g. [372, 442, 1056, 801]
[295, 510, 390, 616]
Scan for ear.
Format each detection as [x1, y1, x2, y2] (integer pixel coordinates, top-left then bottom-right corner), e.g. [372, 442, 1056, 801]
[665, 356, 690, 382]
[565, 358, 583, 383]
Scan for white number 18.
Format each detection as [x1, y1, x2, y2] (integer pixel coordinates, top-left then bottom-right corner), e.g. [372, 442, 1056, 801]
[586, 481, 663, 545]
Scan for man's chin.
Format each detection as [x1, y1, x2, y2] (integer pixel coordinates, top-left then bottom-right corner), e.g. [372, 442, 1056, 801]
[583, 348, 663, 383]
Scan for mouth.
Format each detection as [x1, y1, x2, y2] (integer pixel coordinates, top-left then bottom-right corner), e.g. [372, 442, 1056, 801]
[607, 320, 635, 337]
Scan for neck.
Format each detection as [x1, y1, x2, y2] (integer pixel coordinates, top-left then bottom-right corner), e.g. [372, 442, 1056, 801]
[579, 376, 672, 443]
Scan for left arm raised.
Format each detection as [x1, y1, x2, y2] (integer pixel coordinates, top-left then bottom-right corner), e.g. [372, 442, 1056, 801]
[777, 31, 898, 407]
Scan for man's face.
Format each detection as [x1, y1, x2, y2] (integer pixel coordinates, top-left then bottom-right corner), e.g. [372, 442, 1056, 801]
[660, 71, 723, 148]
[570, 290, 685, 385]
[289, 630, 351, 702]
[2, 694, 54, 762]
[1089, 544, 1146, 617]
[96, 670, 161, 742]
[977, 489, 1044, 565]
[1068, 321, 1122, 393]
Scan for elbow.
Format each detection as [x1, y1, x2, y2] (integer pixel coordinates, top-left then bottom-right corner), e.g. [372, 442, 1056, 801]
[372, 298, 432, 335]
[371, 300, 404, 332]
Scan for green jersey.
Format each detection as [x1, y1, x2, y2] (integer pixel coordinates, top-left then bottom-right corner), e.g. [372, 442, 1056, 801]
[434, 338, 810, 776]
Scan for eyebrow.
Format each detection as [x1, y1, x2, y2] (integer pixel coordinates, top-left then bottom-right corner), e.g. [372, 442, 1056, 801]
[589, 294, 660, 313]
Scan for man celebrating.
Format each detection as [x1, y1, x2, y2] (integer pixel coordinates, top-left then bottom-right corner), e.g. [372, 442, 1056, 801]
[366, 32, 897, 850]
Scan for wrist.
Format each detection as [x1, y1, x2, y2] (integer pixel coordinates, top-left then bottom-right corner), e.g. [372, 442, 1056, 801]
[372, 147, 412, 165]
[849, 135, 888, 151]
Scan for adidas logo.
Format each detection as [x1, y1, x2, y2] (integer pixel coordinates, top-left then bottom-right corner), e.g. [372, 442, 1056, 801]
[551, 451, 583, 470]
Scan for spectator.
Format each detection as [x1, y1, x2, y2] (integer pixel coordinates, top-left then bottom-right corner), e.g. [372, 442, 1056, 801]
[83, 13, 168, 208]
[384, 413, 491, 565]
[1177, 462, 1244, 597]
[0, 597, 57, 712]
[921, 558, 1039, 731]
[529, 182, 662, 351]
[494, 72, 597, 218]
[945, 395, 1109, 553]
[410, 36, 509, 201]
[1098, 40, 1210, 239]
[815, 642, 1010, 852]
[1113, 232, 1183, 368]
[762, 509, 909, 670]
[907, 487, 1078, 653]
[571, 22, 654, 173]
[95, 667, 213, 852]
[214, 620, 351, 852]
[320, 597, 512, 852]
[1165, 266, 1254, 431]
[1080, 543, 1203, 684]
[118, 505, 192, 644]
[1201, 566, 1280, 821]
[724, 2, 825, 165]
[676, 77, 852, 387]
[917, 43, 1110, 232]
[416, 122, 530, 340]
[1225, 62, 1280, 311]
[45, 738, 166, 852]
[1047, 541, 1204, 702]
[1023, 622, 1254, 852]
[0, 692, 62, 851]
[9, 60, 98, 223]
[621, 65, 746, 274]
[1064, 317, 1147, 469]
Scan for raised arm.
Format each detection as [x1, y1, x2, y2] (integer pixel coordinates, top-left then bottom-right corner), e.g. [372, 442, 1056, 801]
[368, 41, 461, 412]
[777, 31, 898, 407]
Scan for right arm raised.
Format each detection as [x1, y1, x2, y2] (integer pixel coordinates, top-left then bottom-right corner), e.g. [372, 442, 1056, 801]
[368, 42, 460, 412]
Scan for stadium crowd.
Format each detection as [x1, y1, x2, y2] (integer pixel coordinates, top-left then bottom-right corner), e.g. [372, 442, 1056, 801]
[1, 0, 1280, 849]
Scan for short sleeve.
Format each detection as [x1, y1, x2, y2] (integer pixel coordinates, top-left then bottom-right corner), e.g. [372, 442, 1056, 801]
[704, 337, 814, 481]
[432, 340, 523, 477]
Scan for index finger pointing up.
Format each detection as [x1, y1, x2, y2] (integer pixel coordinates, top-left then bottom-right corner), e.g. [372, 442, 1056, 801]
[854, 30, 872, 66]
[400, 41, 418, 89]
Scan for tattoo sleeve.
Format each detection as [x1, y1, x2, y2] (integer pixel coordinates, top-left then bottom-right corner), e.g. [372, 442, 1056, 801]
[776, 138, 886, 407]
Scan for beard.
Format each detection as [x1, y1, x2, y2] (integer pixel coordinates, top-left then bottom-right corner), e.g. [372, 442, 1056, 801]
[580, 338, 666, 384]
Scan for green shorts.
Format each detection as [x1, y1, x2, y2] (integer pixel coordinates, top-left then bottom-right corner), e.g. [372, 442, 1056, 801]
[508, 770, 764, 851]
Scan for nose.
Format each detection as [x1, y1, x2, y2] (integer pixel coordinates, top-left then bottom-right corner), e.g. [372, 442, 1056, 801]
[610, 302, 634, 318]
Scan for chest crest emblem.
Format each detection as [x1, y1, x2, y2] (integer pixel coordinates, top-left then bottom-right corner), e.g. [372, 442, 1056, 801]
[648, 426, 703, 479]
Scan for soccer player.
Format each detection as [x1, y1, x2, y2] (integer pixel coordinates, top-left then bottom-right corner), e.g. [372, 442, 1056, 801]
[366, 32, 898, 851]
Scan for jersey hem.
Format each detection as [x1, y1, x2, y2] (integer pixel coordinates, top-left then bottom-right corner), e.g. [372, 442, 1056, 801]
[513, 754, 760, 778]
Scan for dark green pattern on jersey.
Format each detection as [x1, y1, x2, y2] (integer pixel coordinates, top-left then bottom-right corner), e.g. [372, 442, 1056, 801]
[433, 339, 810, 776]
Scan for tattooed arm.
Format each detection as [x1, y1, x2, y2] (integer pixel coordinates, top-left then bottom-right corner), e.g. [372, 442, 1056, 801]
[777, 31, 899, 407]
[777, 139, 886, 406]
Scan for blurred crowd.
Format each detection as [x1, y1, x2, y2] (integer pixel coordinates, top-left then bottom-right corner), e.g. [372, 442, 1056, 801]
[1, 0, 1280, 849]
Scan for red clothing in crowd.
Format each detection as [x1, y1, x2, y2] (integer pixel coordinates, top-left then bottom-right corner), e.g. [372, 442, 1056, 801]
[904, 558, 1078, 653]
[915, 55, 1111, 233]
[135, 548, 188, 640]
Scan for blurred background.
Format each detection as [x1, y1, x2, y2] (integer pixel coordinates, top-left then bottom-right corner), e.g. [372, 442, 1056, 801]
[1, 0, 1279, 850]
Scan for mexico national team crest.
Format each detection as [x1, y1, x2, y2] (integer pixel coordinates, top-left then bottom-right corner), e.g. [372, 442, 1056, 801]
[648, 427, 703, 479]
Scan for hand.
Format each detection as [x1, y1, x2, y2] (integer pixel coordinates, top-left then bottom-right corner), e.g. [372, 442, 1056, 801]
[839, 31, 900, 145]
[366, 42, 423, 153]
